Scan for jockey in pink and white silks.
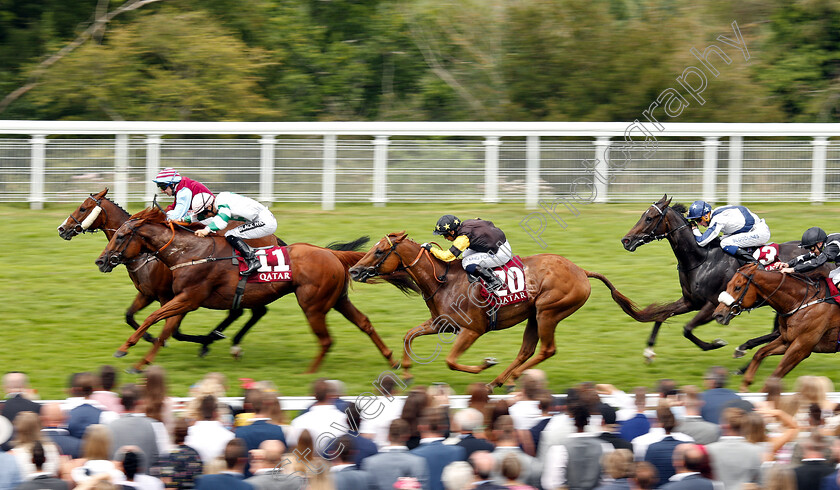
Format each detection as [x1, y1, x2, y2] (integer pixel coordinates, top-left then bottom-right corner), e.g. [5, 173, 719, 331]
[190, 192, 278, 276]
[152, 167, 214, 222]
[686, 200, 770, 264]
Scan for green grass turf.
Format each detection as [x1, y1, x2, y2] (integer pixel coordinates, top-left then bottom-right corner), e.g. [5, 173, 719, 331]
[3, 199, 839, 399]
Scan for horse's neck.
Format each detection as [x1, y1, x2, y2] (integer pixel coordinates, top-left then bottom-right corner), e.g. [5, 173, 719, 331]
[146, 224, 212, 265]
[761, 272, 818, 313]
[100, 199, 130, 241]
[666, 213, 707, 267]
[401, 247, 460, 302]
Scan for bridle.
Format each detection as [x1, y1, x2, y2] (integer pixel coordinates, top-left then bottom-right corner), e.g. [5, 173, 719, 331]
[65, 193, 113, 235]
[639, 202, 690, 244]
[365, 236, 449, 300]
[106, 218, 179, 267]
[720, 268, 800, 319]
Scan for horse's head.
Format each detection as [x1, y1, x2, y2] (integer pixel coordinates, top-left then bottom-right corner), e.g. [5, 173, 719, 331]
[58, 188, 110, 240]
[95, 207, 166, 272]
[621, 194, 688, 251]
[349, 232, 415, 282]
[713, 263, 765, 325]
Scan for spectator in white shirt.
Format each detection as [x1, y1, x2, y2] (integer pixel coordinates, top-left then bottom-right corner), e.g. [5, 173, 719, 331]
[185, 395, 234, 466]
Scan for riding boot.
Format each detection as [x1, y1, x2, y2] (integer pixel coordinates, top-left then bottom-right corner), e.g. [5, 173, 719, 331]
[473, 265, 505, 292]
[226, 235, 260, 276]
[733, 247, 759, 265]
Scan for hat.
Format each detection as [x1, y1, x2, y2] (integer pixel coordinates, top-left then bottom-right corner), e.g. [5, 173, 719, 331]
[0, 415, 11, 445]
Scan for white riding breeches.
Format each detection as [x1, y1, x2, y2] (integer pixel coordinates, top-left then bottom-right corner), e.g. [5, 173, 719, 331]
[223, 209, 277, 240]
[720, 219, 771, 250]
[829, 268, 840, 285]
[462, 241, 513, 268]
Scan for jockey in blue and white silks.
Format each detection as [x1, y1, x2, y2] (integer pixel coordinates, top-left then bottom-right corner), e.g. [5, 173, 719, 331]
[686, 200, 770, 264]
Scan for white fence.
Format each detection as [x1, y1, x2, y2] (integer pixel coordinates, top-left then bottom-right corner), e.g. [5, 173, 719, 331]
[2, 121, 840, 209]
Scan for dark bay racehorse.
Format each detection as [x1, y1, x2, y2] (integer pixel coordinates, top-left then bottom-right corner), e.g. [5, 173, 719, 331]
[621, 194, 819, 363]
[348, 232, 668, 390]
[58, 188, 273, 355]
[95, 207, 414, 373]
[713, 264, 840, 391]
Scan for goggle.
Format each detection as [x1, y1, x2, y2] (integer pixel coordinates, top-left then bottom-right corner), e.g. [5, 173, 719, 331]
[156, 182, 170, 190]
[808, 245, 820, 252]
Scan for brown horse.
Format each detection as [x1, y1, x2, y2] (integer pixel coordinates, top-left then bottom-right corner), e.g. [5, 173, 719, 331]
[348, 233, 668, 390]
[713, 264, 840, 391]
[95, 207, 414, 373]
[58, 188, 272, 353]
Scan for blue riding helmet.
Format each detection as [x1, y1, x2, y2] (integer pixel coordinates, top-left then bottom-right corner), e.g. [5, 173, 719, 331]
[686, 200, 712, 220]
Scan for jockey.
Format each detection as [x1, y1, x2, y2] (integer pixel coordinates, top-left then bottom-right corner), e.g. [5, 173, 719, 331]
[781, 227, 840, 281]
[152, 167, 214, 222]
[685, 200, 770, 264]
[190, 192, 278, 276]
[422, 214, 511, 291]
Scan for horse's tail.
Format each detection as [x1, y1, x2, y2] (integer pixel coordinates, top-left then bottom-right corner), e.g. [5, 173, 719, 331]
[585, 270, 671, 323]
[327, 249, 421, 296]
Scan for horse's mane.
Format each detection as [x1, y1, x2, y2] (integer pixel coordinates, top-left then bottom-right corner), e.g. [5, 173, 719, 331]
[129, 207, 167, 223]
[671, 202, 687, 214]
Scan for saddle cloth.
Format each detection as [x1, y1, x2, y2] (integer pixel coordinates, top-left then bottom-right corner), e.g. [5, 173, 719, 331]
[479, 256, 529, 307]
[826, 278, 840, 304]
[235, 245, 293, 283]
[752, 243, 781, 266]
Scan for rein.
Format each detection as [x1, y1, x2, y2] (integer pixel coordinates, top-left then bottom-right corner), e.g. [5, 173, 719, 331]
[368, 236, 449, 301]
[642, 203, 691, 243]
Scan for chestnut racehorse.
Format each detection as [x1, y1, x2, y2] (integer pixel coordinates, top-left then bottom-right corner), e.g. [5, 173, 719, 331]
[713, 264, 840, 391]
[96, 207, 414, 373]
[348, 232, 668, 390]
[58, 188, 272, 354]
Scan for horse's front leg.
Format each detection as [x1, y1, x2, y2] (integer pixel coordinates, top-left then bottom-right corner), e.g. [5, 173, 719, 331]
[400, 319, 439, 383]
[740, 337, 787, 391]
[683, 302, 728, 351]
[129, 314, 185, 373]
[734, 314, 780, 359]
[125, 292, 158, 343]
[115, 295, 200, 356]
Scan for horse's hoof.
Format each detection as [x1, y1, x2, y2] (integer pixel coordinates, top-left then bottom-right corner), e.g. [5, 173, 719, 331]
[198, 345, 210, 358]
[711, 338, 728, 349]
[114, 350, 127, 358]
[643, 347, 656, 364]
[484, 383, 496, 394]
[483, 357, 498, 367]
[731, 368, 746, 376]
[125, 367, 143, 375]
[231, 345, 243, 360]
[733, 347, 747, 358]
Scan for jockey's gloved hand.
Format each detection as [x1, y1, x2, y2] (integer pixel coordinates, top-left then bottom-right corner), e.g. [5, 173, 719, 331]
[421, 243, 432, 251]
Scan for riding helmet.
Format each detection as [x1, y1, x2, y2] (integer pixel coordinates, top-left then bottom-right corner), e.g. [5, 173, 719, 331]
[153, 167, 182, 186]
[800, 226, 827, 248]
[686, 200, 712, 220]
[433, 215, 462, 235]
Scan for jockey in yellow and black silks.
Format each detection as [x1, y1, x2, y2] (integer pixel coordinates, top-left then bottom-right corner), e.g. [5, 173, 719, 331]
[422, 214, 512, 292]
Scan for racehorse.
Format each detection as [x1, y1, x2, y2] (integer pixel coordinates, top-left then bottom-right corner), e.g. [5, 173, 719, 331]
[348, 232, 668, 390]
[95, 207, 415, 373]
[620, 194, 820, 363]
[58, 188, 273, 355]
[713, 264, 840, 391]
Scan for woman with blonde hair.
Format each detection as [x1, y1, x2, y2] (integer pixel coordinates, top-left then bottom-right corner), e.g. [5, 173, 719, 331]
[742, 409, 799, 463]
[68, 424, 125, 483]
[280, 429, 333, 490]
[10, 411, 61, 477]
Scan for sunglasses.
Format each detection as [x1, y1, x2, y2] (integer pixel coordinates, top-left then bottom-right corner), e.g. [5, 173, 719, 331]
[808, 245, 819, 252]
[156, 182, 169, 190]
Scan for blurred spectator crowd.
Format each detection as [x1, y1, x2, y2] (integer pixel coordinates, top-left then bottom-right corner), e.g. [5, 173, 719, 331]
[1, 365, 839, 490]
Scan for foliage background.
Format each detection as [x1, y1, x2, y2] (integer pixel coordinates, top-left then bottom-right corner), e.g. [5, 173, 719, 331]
[0, 0, 838, 122]
[4, 200, 840, 399]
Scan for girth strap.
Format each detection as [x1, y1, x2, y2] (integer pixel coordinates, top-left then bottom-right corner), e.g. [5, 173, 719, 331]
[232, 276, 248, 310]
